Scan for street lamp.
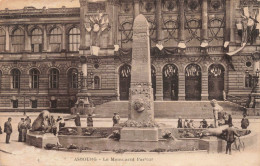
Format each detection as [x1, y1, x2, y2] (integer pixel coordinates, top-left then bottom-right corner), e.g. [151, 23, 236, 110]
[23, 94, 27, 116]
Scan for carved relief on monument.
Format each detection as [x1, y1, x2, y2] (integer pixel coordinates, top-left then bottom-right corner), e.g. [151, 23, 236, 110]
[209, 0, 224, 11]
[162, 0, 178, 12]
[140, 1, 155, 13]
[185, 0, 201, 12]
[119, 2, 133, 14]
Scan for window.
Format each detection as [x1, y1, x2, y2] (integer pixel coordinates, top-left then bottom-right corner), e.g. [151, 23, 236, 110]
[31, 100, 37, 108]
[11, 69, 20, 89]
[31, 28, 43, 52]
[30, 69, 39, 89]
[0, 28, 5, 52]
[12, 100, 18, 108]
[245, 74, 252, 88]
[94, 76, 100, 89]
[49, 27, 62, 52]
[68, 68, 78, 89]
[49, 69, 59, 89]
[11, 29, 24, 52]
[50, 100, 57, 108]
[68, 28, 80, 52]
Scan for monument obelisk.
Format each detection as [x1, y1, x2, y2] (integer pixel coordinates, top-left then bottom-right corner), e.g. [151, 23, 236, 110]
[120, 14, 158, 142]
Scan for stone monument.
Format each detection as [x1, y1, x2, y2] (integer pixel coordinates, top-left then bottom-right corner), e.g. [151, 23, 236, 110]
[120, 14, 158, 142]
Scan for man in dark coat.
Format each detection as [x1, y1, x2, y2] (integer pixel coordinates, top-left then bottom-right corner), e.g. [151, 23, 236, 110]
[4, 117, 12, 144]
[177, 117, 182, 128]
[18, 118, 25, 142]
[222, 123, 240, 155]
[74, 113, 81, 127]
[0, 126, 2, 134]
[241, 114, 249, 129]
[87, 114, 93, 127]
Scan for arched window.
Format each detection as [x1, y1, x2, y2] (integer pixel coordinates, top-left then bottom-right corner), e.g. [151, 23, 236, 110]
[30, 69, 40, 89]
[163, 64, 178, 100]
[185, 64, 201, 100]
[68, 68, 78, 89]
[49, 27, 62, 52]
[68, 27, 80, 52]
[208, 64, 225, 100]
[0, 28, 5, 52]
[94, 76, 100, 89]
[49, 69, 59, 89]
[11, 29, 24, 52]
[119, 64, 131, 100]
[11, 69, 20, 89]
[31, 28, 43, 52]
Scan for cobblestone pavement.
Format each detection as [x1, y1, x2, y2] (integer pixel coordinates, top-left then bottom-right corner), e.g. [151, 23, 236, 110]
[0, 112, 259, 166]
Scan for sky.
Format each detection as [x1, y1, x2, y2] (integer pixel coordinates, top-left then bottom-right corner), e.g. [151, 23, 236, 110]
[0, 0, 80, 10]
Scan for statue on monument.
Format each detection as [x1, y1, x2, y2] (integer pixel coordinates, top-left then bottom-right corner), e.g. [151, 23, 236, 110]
[210, 99, 224, 128]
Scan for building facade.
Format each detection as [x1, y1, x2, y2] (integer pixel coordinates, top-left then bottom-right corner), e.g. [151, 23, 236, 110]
[0, 0, 259, 112]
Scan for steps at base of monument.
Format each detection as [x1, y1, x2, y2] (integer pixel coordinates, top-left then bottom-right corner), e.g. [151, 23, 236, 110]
[93, 101, 246, 119]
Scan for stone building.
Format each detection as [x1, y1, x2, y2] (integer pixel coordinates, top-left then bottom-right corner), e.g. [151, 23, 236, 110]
[0, 0, 259, 113]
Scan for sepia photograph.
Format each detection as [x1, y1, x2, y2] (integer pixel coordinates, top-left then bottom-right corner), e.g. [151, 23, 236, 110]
[0, 0, 259, 165]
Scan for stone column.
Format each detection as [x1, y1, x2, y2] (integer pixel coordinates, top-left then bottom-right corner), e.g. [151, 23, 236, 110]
[155, 70, 163, 101]
[113, 0, 119, 45]
[61, 24, 66, 51]
[81, 63, 88, 92]
[155, 0, 162, 43]
[5, 26, 10, 52]
[79, 5, 89, 50]
[178, 72, 185, 100]
[178, 0, 185, 42]
[42, 24, 48, 52]
[201, 72, 208, 100]
[225, 0, 231, 43]
[121, 14, 158, 142]
[133, 0, 140, 18]
[129, 14, 154, 122]
[229, 0, 235, 43]
[107, 1, 114, 47]
[201, 0, 208, 42]
[24, 25, 31, 52]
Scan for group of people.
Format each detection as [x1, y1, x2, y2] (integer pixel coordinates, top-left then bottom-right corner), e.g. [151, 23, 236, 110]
[18, 116, 31, 142]
[74, 112, 121, 127]
[49, 115, 66, 135]
[177, 118, 209, 128]
[2, 116, 31, 144]
[74, 113, 94, 127]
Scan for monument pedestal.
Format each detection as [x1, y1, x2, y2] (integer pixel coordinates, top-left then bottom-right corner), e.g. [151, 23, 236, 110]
[120, 127, 158, 142]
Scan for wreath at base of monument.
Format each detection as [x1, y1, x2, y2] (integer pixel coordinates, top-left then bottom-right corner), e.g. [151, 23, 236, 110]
[123, 119, 159, 128]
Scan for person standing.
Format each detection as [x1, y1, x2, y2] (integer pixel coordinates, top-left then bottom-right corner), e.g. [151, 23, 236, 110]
[222, 123, 240, 155]
[4, 117, 12, 144]
[184, 119, 189, 128]
[75, 113, 81, 127]
[188, 120, 195, 128]
[228, 114, 233, 126]
[21, 120, 27, 142]
[0, 125, 2, 134]
[177, 117, 183, 128]
[241, 114, 249, 129]
[18, 118, 24, 142]
[200, 119, 208, 128]
[112, 113, 120, 126]
[25, 116, 32, 130]
[87, 114, 93, 127]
